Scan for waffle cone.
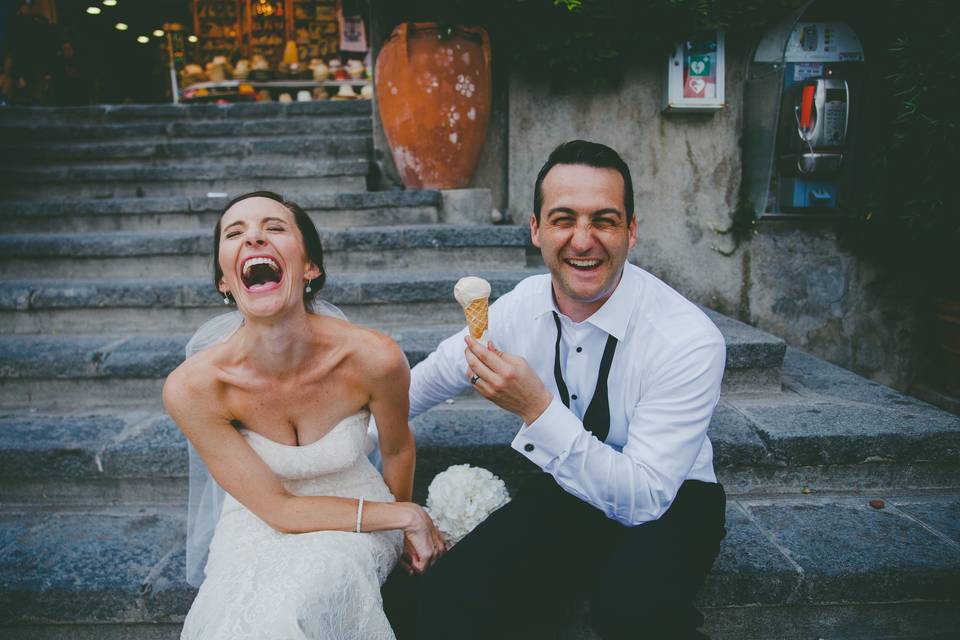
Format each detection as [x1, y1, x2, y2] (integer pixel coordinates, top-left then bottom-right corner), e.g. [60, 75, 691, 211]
[463, 297, 488, 339]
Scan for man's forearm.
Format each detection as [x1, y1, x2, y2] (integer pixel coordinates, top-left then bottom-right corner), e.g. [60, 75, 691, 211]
[409, 331, 473, 419]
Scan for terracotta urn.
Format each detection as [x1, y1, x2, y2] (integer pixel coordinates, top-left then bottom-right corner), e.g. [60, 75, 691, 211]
[375, 23, 491, 189]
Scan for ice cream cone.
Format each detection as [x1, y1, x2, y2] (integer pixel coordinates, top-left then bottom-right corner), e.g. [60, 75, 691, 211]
[454, 276, 492, 340]
[463, 297, 488, 339]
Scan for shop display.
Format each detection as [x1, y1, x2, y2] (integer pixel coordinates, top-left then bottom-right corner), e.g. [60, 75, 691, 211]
[193, 0, 241, 60]
[311, 59, 328, 80]
[249, 1, 285, 67]
[293, 0, 339, 63]
[183, 0, 369, 103]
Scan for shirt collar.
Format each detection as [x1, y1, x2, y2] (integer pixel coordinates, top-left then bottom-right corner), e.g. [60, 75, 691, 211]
[532, 263, 638, 341]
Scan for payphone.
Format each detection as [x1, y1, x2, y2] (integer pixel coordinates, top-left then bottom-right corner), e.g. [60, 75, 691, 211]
[774, 21, 864, 211]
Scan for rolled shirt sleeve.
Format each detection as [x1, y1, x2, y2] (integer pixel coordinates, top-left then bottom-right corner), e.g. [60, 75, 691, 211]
[409, 290, 516, 419]
[511, 334, 726, 526]
[408, 325, 472, 419]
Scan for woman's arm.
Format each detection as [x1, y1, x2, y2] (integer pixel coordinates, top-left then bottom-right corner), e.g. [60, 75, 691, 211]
[366, 336, 415, 502]
[362, 332, 446, 571]
[163, 361, 417, 536]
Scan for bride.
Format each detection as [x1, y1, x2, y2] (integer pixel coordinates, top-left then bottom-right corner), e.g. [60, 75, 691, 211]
[163, 191, 445, 639]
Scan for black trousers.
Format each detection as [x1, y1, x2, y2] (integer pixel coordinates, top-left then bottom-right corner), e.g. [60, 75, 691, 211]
[383, 474, 727, 640]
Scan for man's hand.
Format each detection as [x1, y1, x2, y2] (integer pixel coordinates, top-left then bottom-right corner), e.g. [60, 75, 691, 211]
[464, 336, 552, 425]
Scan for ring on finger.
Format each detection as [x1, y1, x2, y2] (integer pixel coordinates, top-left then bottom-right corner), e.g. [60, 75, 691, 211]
[470, 373, 481, 385]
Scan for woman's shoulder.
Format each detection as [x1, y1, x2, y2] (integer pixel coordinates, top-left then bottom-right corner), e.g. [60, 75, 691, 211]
[163, 347, 227, 413]
[313, 315, 407, 375]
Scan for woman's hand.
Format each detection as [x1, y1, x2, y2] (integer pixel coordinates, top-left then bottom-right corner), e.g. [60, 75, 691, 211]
[397, 503, 446, 575]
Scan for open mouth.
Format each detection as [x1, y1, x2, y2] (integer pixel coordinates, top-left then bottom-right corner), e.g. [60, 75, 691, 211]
[564, 258, 602, 271]
[241, 256, 284, 292]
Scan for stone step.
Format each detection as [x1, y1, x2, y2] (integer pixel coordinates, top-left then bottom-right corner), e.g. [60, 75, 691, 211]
[0, 191, 443, 233]
[0, 268, 543, 335]
[0, 100, 371, 126]
[0, 226, 533, 279]
[0, 134, 371, 165]
[0, 316, 784, 405]
[0, 115, 372, 144]
[2, 356, 958, 505]
[1, 492, 957, 639]
[0, 159, 370, 198]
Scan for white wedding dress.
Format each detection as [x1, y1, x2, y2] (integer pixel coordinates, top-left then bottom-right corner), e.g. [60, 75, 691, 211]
[181, 410, 403, 640]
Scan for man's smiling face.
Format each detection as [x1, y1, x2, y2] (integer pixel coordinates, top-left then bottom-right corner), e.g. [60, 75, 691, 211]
[531, 163, 637, 321]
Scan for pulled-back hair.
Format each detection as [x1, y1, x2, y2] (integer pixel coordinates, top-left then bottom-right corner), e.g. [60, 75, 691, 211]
[213, 191, 325, 305]
[533, 140, 635, 225]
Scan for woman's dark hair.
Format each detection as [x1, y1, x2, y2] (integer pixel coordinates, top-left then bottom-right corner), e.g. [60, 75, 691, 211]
[213, 190, 325, 305]
[533, 140, 635, 225]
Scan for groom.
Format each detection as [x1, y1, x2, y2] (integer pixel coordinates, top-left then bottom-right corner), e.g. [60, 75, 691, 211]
[385, 140, 728, 639]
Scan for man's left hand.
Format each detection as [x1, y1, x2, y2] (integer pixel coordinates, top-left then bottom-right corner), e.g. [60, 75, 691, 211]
[464, 336, 552, 425]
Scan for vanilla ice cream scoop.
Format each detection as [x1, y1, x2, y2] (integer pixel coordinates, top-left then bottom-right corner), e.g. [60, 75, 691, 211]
[454, 277, 491, 339]
[454, 277, 491, 308]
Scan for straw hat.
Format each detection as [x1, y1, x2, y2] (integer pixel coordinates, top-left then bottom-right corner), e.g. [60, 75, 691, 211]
[333, 84, 357, 100]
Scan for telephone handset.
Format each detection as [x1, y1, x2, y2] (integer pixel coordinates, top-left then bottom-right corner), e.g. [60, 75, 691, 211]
[792, 78, 850, 174]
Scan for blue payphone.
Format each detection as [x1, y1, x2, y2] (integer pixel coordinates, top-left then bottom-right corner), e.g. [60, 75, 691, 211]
[774, 21, 864, 211]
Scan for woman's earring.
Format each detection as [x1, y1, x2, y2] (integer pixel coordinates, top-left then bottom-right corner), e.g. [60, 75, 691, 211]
[223, 292, 231, 304]
[305, 283, 312, 293]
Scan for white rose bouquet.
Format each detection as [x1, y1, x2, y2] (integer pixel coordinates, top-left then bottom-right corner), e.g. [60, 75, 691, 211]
[425, 464, 511, 546]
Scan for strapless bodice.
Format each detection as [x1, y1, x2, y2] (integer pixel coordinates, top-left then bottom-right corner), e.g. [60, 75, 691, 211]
[221, 410, 394, 517]
[239, 410, 373, 481]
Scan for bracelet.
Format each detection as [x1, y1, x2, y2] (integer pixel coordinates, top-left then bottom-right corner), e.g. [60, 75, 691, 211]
[355, 497, 364, 533]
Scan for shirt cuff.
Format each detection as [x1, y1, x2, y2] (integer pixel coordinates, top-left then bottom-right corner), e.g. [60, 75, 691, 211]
[510, 396, 583, 470]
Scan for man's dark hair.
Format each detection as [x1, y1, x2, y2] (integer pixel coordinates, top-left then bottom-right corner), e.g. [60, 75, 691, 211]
[213, 190, 325, 305]
[533, 140, 634, 225]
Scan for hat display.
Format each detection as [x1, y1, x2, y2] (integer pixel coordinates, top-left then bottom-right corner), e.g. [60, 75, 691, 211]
[311, 59, 329, 81]
[347, 59, 365, 79]
[333, 84, 357, 100]
[182, 63, 206, 86]
[233, 59, 250, 81]
[172, 5, 374, 105]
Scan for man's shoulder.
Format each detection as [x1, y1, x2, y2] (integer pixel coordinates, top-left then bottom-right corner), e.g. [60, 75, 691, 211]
[628, 265, 724, 348]
[491, 272, 551, 311]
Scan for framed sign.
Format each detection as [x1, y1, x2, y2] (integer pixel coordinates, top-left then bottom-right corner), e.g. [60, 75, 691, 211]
[663, 31, 726, 112]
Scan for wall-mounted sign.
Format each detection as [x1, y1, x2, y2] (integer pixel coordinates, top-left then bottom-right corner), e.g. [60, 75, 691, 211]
[663, 31, 725, 112]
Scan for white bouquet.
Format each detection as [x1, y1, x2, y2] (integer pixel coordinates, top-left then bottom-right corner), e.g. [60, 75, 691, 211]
[425, 464, 511, 546]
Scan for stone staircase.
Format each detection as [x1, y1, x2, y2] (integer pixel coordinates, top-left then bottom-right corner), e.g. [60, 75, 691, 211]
[0, 101, 958, 640]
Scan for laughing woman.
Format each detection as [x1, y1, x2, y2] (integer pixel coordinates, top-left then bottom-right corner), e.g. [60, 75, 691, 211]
[164, 191, 444, 640]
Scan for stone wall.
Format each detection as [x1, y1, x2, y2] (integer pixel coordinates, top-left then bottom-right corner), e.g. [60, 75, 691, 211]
[506, 42, 925, 390]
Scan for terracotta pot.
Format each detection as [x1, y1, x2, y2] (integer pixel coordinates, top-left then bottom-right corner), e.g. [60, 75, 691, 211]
[376, 23, 491, 189]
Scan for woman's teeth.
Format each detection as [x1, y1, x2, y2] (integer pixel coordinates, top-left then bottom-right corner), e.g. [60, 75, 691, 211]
[240, 256, 283, 289]
[242, 256, 279, 275]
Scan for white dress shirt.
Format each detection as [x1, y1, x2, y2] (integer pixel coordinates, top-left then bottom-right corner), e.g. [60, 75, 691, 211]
[409, 263, 726, 526]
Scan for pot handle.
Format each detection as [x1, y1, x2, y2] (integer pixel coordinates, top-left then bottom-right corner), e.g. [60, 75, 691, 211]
[479, 27, 491, 69]
[396, 22, 410, 68]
